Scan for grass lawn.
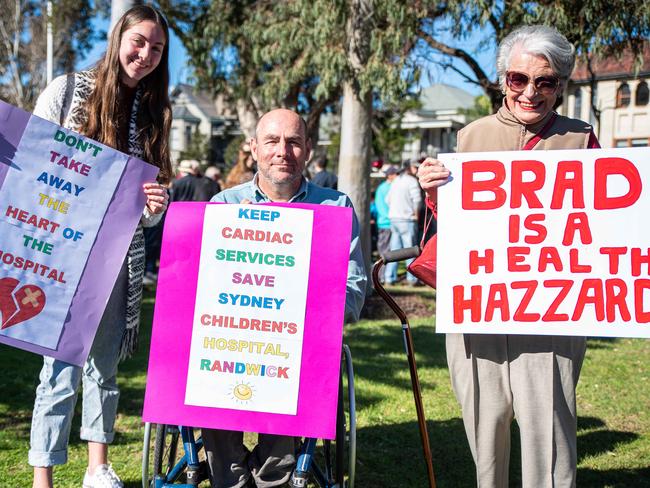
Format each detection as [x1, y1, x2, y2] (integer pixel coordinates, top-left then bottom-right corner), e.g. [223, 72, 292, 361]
[0, 287, 648, 487]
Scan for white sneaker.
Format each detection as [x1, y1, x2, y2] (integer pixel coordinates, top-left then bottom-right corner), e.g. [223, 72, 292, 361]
[82, 464, 124, 488]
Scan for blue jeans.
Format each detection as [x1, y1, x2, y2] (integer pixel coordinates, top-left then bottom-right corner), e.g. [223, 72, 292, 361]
[28, 262, 128, 467]
[385, 220, 418, 284]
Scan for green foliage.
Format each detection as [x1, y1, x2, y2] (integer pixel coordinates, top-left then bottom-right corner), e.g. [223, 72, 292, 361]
[326, 130, 342, 165]
[159, 1, 426, 120]
[372, 96, 420, 163]
[179, 127, 210, 163]
[436, 0, 650, 55]
[459, 94, 492, 121]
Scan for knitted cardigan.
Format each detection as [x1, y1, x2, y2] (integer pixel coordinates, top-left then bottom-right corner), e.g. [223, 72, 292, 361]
[33, 70, 162, 360]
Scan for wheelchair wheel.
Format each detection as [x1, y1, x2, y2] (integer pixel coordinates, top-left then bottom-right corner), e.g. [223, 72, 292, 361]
[320, 344, 356, 488]
[341, 343, 356, 488]
[142, 422, 153, 488]
[143, 423, 183, 487]
[153, 424, 182, 481]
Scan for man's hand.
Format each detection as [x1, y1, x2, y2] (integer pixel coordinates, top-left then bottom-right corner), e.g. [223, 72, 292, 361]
[417, 158, 450, 203]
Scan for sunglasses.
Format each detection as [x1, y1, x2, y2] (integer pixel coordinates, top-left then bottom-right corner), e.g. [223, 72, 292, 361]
[506, 71, 559, 94]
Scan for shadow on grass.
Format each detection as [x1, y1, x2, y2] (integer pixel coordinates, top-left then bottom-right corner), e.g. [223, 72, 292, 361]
[345, 320, 446, 404]
[358, 416, 642, 488]
[577, 420, 640, 463]
[585, 337, 621, 349]
[124, 482, 143, 488]
[577, 466, 650, 487]
[354, 418, 474, 488]
[0, 345, 42, 436]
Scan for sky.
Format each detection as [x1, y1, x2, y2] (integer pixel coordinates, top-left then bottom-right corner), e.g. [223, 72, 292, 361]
[83, 15, 495, 96]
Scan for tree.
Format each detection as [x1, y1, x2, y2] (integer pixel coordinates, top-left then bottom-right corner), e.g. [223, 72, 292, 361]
[371, 97, 420, 163]
[459, 94, 492, 123]
[160, 0, 425, 272]
[0, 0, 102, 110]
[418, 0, 650, 111]
[179, 127, 210, 163]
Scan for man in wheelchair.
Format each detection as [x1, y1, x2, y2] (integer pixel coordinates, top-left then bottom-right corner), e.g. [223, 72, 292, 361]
[203, 108, 367, 488]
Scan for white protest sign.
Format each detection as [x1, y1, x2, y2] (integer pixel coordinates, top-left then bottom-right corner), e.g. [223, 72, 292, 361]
[436, 147, 650, 338]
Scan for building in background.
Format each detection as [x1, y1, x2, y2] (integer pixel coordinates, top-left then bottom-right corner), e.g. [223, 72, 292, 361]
[559, 46, 650, 148]
[400, 83, 475, 160]
[170, 84, 240, 166]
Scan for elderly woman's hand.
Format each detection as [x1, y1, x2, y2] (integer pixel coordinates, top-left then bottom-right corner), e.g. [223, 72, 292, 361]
[143, 182, 169, 215]
[417, 158, 450, 203]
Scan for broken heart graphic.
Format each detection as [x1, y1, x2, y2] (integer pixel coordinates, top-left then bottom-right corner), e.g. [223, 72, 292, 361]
[0, 277, 46, 329]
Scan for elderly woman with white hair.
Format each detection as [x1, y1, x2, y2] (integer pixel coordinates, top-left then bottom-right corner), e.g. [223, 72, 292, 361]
[417, 25, 599, 487]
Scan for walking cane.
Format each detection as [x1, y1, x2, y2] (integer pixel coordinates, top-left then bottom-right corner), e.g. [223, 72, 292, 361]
[372, 246, 436, 488]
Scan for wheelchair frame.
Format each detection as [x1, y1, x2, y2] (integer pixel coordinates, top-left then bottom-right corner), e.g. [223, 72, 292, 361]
[142, 344, 356, 488]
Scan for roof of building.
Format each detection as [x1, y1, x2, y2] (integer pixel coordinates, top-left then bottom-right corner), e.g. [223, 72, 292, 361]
[572, 44, 650, 82]
[418, 83, 476, 112]
[171, 83, 223, 121]
[173, 105, 201, 123]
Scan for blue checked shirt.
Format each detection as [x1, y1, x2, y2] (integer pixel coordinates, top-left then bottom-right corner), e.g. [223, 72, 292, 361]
[211, 175, 367, 322]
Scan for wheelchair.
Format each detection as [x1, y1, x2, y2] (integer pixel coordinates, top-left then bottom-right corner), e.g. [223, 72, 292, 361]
[142, 344, 356, 488]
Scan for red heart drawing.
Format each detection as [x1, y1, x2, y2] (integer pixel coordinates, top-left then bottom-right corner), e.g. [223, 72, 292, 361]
[0, 277, 47, 329]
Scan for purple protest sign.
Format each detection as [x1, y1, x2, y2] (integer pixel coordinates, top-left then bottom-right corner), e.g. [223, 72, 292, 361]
[143, 201, 351, 439]
[0, 100, 158, 365]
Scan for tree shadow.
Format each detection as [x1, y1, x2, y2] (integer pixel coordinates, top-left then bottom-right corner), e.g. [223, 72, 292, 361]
[366, 415, 643, 488]
[577, 466, 650, 487]
[577, 416, 640, 463]
[355, 418, 475, 487]
[345, 320, 448, 395]
[585, 337, 620, 350]
[124, 482, 144, 488]
[0, 345, 42, 438]
[578, 416, 606, 431]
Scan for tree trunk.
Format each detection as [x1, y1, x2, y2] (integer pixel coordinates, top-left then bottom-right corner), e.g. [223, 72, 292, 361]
[337, 0, 374, 278]
[338, 81, 372, 276]
[110, 0, 142, 32]
[235, 98, 260, 139]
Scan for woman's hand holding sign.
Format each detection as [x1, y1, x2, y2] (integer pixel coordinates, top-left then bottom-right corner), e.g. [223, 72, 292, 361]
[417, 158, 450, 205]
[143, 182, 169, 215]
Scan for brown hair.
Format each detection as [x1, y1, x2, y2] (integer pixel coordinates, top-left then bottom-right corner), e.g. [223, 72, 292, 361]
[224, 143, 255, 189]
[80, 5, 172, 184]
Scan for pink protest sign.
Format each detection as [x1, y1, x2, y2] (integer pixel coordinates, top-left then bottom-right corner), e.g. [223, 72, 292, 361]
[143, 201, 351, 439]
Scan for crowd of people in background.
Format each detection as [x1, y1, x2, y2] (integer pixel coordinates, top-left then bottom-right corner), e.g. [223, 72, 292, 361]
[142, 144, 241, 286]
[371, 159, 429, 285]
[147, 148, 430, 287]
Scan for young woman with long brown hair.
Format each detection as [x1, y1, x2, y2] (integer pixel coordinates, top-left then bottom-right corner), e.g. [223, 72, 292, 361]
[29, 6, 171, 487]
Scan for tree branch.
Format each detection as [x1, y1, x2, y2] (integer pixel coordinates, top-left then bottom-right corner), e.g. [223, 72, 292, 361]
[419, 30, 502, 110]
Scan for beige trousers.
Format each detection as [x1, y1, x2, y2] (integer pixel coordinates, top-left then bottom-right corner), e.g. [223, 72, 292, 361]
[446, 333, 586, 488]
